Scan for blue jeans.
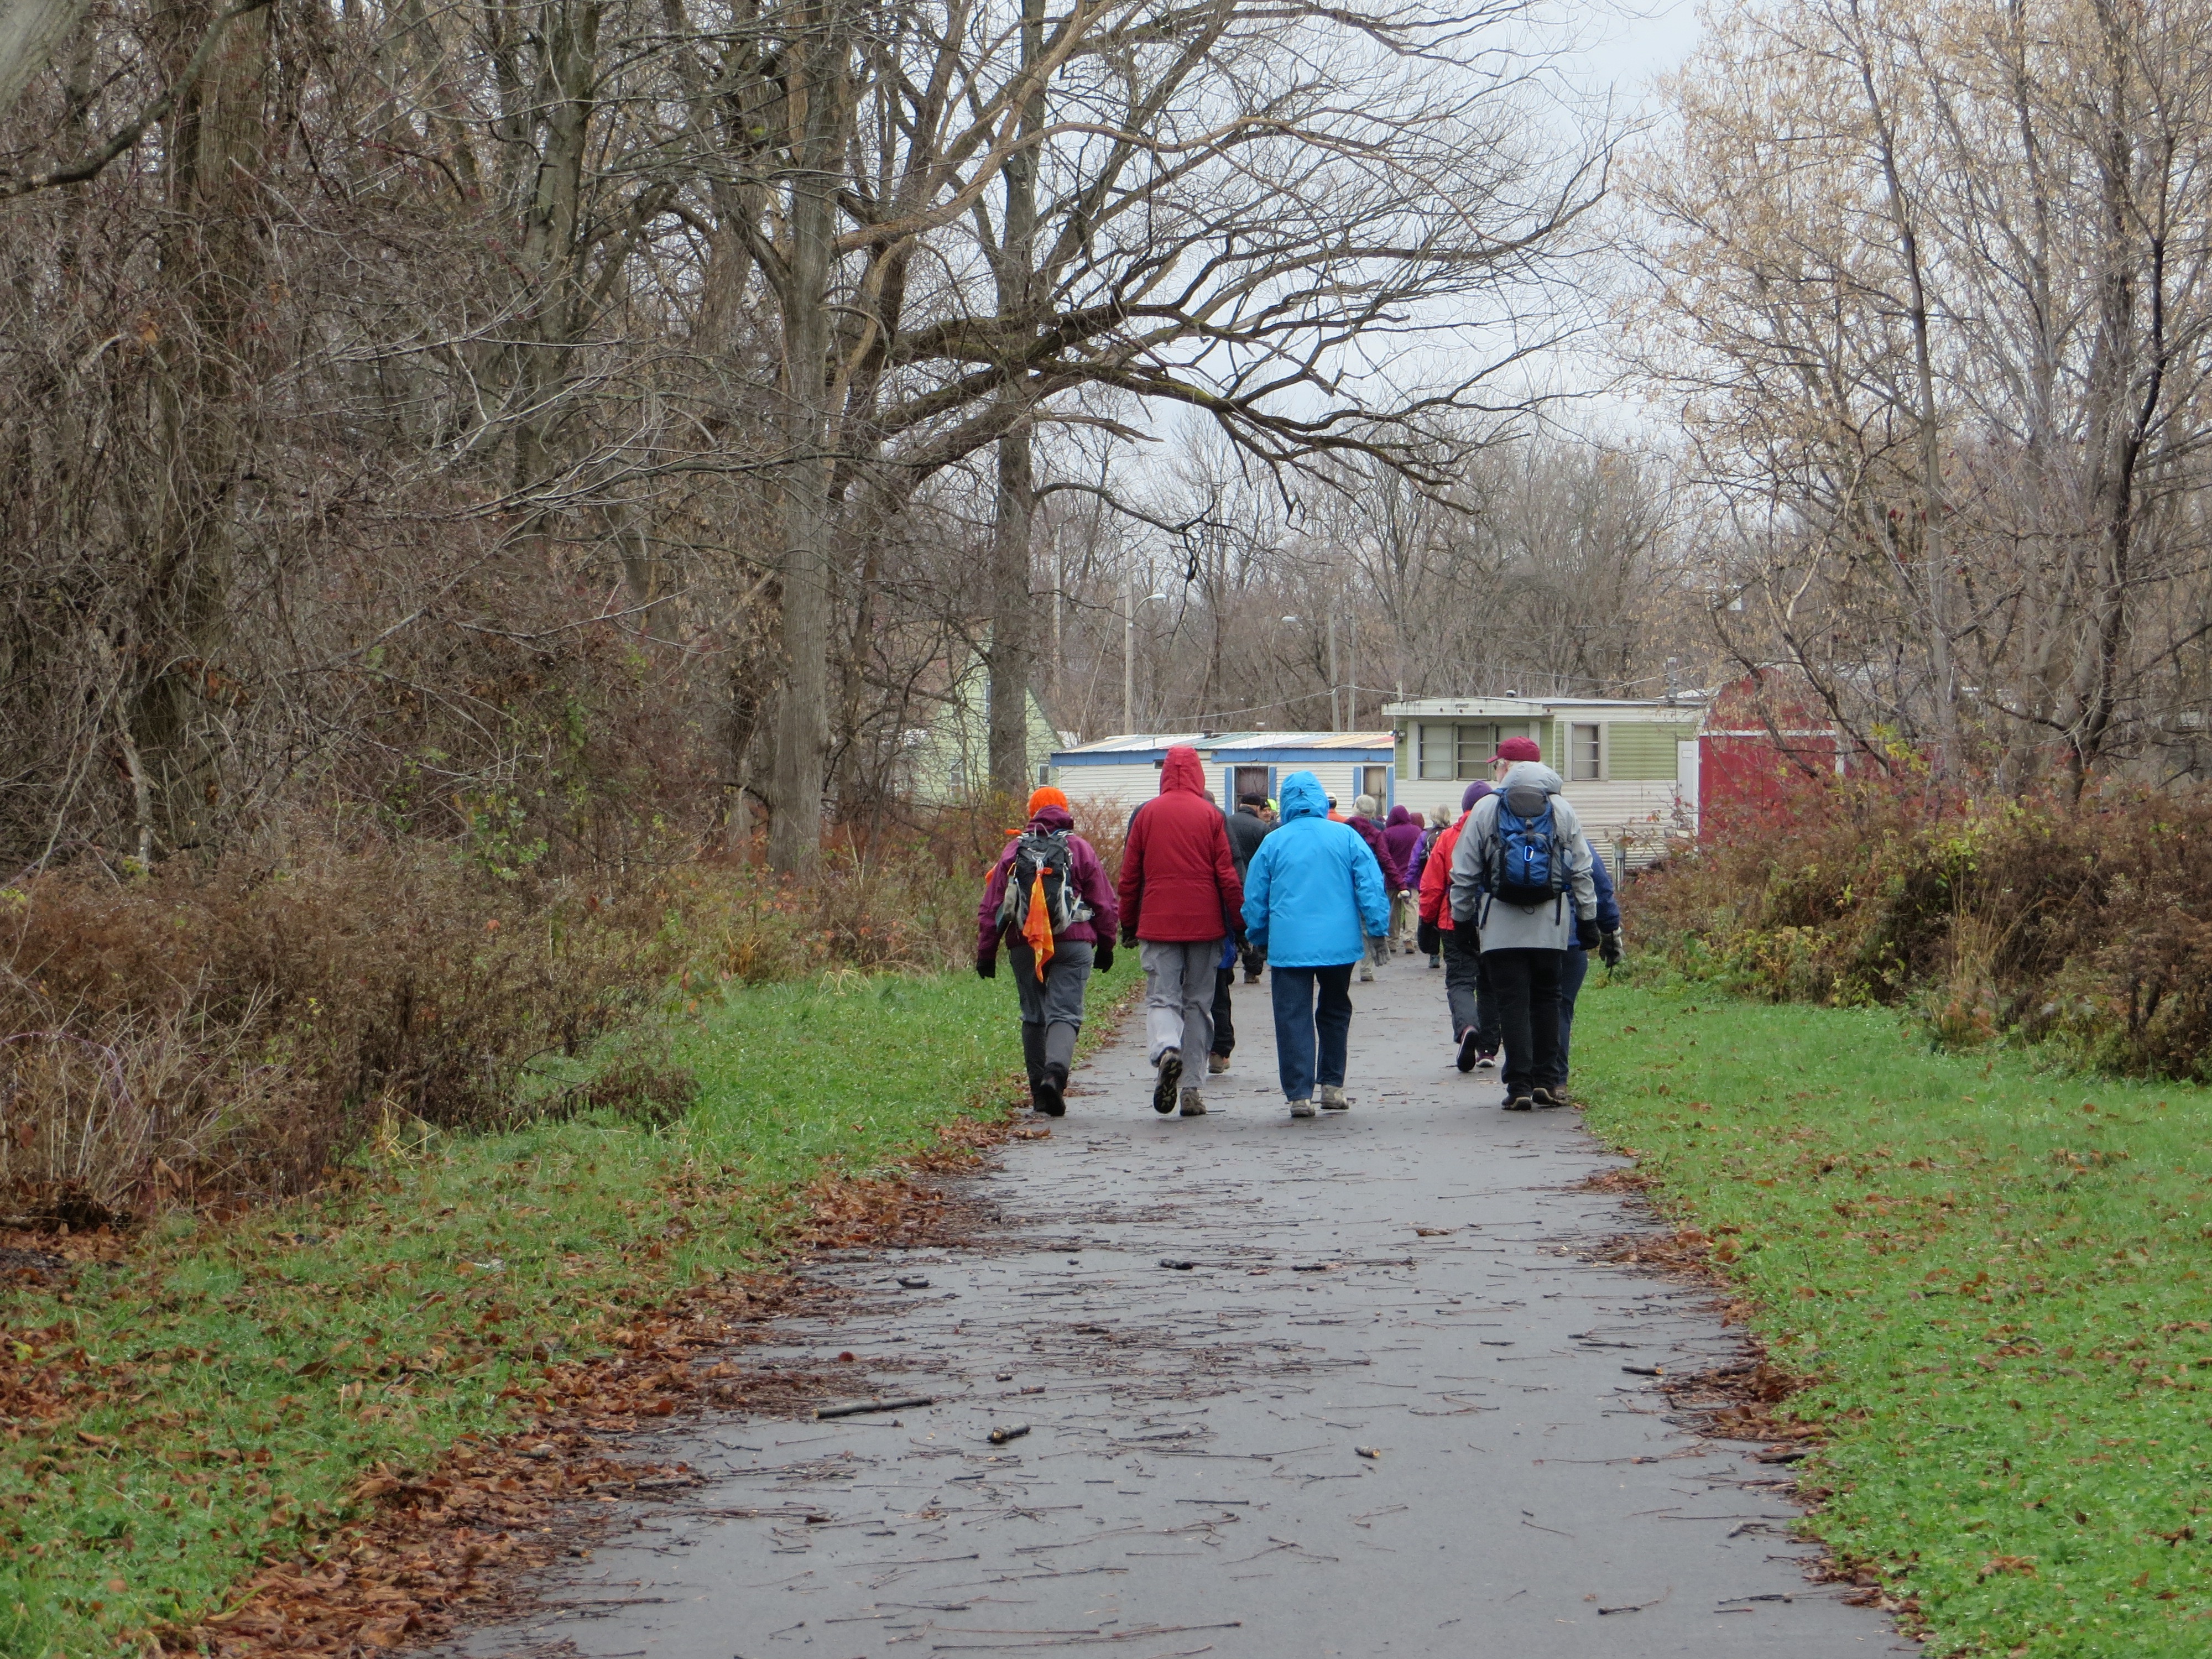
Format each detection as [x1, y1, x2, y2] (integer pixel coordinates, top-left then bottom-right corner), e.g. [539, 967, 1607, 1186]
[1559, 946, 1589, 1071]
[1270, 963, 1354, 1102]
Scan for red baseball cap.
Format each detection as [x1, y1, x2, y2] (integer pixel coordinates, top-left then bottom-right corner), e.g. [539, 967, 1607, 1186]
[1491, 736, 1543, 763]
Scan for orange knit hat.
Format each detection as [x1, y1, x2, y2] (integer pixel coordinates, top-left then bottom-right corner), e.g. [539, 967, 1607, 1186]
[1027, 785, 1070, 816]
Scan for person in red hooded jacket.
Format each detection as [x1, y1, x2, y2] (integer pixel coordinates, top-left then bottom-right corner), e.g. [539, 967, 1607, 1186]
[1117, 745, 1244, 1117]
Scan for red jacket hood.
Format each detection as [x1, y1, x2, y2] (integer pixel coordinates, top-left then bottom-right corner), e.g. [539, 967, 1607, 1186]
[1159, 746, 1206, 795]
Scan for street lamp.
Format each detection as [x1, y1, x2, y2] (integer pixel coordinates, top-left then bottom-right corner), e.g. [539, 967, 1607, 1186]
[1124, 582, 1169, 732]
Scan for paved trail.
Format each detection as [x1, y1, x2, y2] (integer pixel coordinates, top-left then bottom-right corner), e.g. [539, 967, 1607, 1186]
[450, 970, 1908, 1659]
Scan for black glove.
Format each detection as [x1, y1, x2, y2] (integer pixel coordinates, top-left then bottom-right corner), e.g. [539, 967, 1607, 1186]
[1233, 924, 1250, 954]
[1575, 917, 1601, 952]
[1416, 919, 1439, 957]
[1092, 938, 1115, 974]
[975, 948, 997, 980]
[1599, 929, 1623, 968]
[1119, 923, 1138, 950]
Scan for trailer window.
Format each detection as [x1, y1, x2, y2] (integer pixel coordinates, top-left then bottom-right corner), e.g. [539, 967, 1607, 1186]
[1570, 723, 1601, 781]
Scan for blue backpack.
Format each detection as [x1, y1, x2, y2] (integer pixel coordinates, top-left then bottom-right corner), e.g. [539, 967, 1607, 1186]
[1487, 782, 1567, 906]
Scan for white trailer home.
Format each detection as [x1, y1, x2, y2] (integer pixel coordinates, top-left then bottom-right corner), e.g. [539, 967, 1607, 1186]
[1383, 696, 1708, 869]
[1047, 732, 1398, 826]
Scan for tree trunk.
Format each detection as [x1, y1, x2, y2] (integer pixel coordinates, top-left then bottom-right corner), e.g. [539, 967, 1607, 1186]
[989, 426, 1037, 793]
[766, 0, 851, 872]
[0, 0, 90, 117]
[985, 0, 1045, 797]
[133, 0, 272, 851]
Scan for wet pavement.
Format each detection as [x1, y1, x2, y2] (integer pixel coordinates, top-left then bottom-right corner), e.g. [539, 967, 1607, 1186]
[445, 968, 1910, 1659]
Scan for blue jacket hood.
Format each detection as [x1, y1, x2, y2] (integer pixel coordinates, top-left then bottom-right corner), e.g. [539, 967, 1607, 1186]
[1278, 771, 1329, 821]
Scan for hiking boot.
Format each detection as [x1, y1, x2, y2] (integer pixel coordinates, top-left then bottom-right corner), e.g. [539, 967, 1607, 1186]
[1475, 1048, 1499, 1073]
[1153, 1049, 1182, 1114]
[1532, 1084, 1572, 1110]
[1502, 1091, 1535, 1111]
[1207, 1052, 1230, 1074]
[1035, 1065, 1068, 1118]
[1288, 1097, 1317, 1119]
[1318, 1084, 1348, 1110]
[1242, 972, 1261, 985]
[1427, 956, 1441, 971]
[1456, 1029, 1482, 1073]
[1180, 1088, 1207, 1117]
[1358, 964, 1375, 983]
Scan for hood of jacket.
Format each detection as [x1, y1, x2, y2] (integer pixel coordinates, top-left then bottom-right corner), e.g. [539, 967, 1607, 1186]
[1277, 770, 1329, 821]
[1499, 760, 1565, 795]
[1159, 745, 1206, 795]
[1027, 804, 1074, 834]
[1386, 804, 1412, 827]
[1460, 780, 1493, 811]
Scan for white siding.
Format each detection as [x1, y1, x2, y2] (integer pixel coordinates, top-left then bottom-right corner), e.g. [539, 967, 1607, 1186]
[1395, 777, 1686, 866]
[1056, 763, 1159, 825]
[1395, 778, 1470, 826]
[1676, 739, 1700, 836]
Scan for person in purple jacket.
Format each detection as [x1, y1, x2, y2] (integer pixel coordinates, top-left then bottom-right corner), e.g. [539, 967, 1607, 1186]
[977, 786, 1119, 1117]
[1383, 804, 1425, 954]
[1345, 794, 1406, 982]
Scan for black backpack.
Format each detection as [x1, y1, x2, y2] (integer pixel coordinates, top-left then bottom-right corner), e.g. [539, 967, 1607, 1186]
[997, 829, 1091, 933]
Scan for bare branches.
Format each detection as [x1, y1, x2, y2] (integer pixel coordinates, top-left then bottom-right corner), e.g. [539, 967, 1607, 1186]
[0, 0, 274, 199]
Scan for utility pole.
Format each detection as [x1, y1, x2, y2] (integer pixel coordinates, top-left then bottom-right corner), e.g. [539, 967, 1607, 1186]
[1124, 573, 1135, 733]
[1345, 612, 1358, 731]
[1328, 613, 1340, 733]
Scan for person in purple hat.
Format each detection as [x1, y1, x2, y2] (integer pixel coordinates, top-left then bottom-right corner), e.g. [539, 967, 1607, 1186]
[1383, 805, 1425, 953]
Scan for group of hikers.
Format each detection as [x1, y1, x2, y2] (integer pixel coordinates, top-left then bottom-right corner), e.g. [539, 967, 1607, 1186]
[975, 736, 1624, 1119]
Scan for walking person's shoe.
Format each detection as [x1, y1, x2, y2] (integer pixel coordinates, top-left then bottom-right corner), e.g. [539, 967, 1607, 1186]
[1180, 1088, 1208, 1117]
[1152, 1049, 1182, 1114]
[1288, 1097, 1317, 1119]
[1455, 1029, 1482, 1073]
[1531, 1084, 1572, 1110]
[1243, 972, 1261, 985]
[1359, 963, 1375, 983]
[1035, 1064, 1068, 1118]
[1426, 956, 1441, 971]
[1208, 1052, 1230, 1074]
[1318, 1083, 1348, 1110]
[1475, 1048, 1499, 1073]
[1501, 1089, 1535, 1111]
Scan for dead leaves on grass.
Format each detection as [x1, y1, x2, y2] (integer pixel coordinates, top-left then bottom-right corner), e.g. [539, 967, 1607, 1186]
[159, 1107, 1022, 1657]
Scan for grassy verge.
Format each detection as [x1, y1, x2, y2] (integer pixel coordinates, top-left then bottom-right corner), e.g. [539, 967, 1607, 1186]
[1574, 980, 2212, 1658]
[0, 972, 1054, 1658]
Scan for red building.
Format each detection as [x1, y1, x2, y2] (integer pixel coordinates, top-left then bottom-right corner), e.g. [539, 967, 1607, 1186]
[1693, 670, 1865, 836]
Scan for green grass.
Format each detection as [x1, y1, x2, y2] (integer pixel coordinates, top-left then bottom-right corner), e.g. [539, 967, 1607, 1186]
[0, 972, 1035, 1658]
[1575, 981, 2212, 1658]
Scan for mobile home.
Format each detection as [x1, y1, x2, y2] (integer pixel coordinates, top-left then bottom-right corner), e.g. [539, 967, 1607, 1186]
[1048, 732, 1397, 823]
[1384, 696, 1708, 867]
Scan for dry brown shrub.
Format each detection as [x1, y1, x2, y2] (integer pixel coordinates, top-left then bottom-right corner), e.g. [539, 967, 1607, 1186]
[1634, 771, 2212, 1079]
[0, 842, 686, 1219]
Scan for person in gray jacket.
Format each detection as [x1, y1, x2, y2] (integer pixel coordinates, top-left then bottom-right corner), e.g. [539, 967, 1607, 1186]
[1448, 742, 1599, 1110]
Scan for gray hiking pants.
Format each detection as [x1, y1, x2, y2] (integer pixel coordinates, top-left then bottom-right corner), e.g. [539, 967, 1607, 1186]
[1008, 940, 1093, 1083]
[1140, 938, 1222, 1067]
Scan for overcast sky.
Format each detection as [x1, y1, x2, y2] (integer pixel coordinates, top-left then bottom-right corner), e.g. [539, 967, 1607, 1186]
[1559, 0, 1702, 109]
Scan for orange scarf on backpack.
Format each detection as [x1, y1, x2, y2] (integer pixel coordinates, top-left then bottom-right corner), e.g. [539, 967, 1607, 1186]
[1021, 867, 1055, 965]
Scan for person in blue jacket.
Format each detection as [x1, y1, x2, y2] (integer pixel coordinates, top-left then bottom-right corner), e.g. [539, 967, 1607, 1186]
[1240, 770, 1391, 1120]
[1559, 853, 1623, 1073]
